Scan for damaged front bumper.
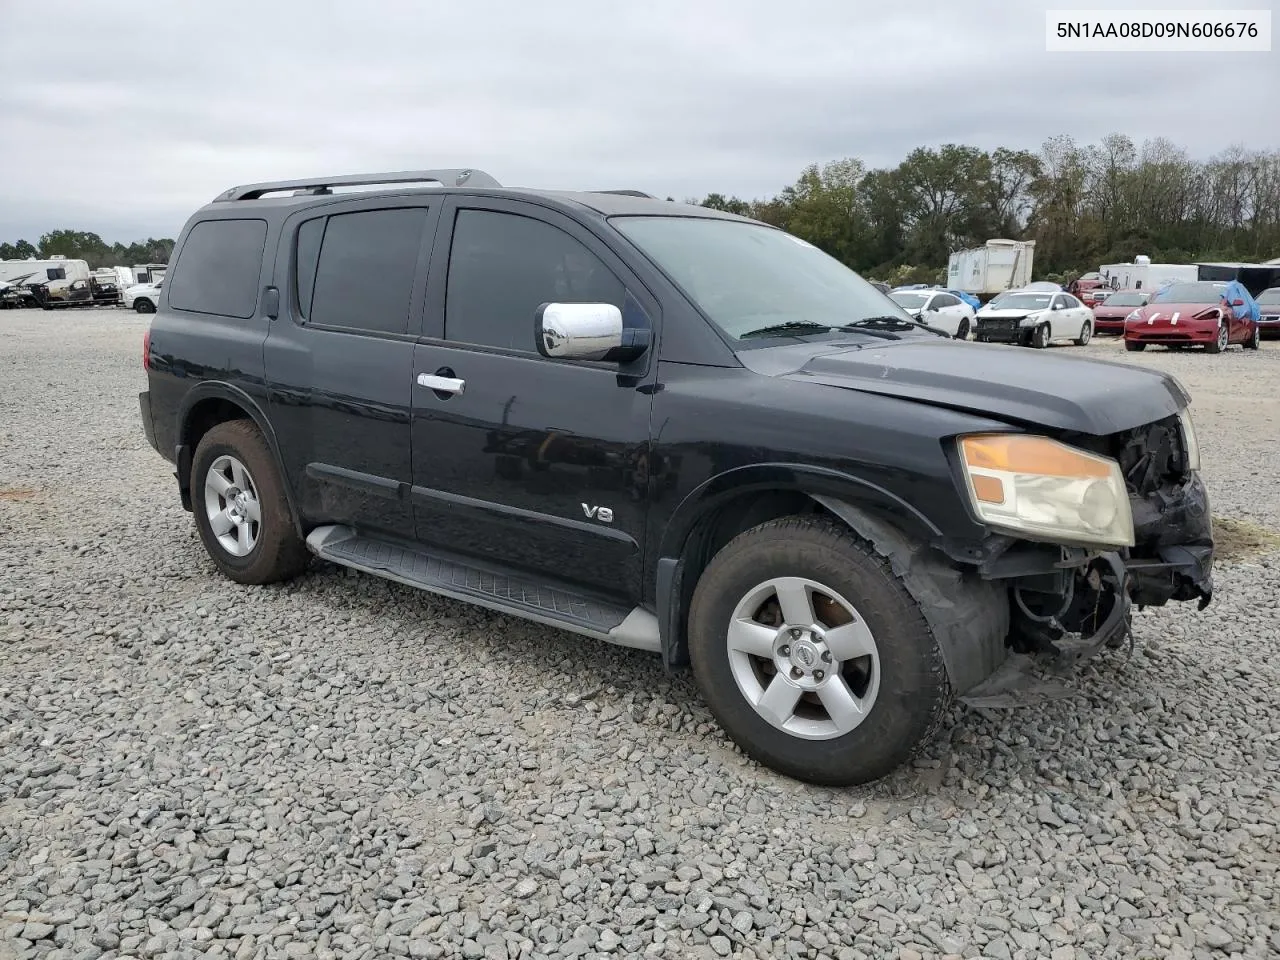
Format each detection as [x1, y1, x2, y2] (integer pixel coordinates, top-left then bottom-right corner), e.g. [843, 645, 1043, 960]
[960, 471, 1214, 707]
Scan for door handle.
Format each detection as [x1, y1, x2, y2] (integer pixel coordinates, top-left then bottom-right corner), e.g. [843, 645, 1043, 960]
[417, 372, 465, 395]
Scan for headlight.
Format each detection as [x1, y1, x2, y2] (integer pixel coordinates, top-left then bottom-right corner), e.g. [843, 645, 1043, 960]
[1126, 310, 1142, 322]
[958, 434, 1135, 548]
[1177, 406, 1200, 472]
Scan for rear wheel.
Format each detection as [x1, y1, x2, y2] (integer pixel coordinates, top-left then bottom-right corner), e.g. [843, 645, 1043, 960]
[1206, 324, 1229, 354]
[1244, 324, 1260, 350]
[1125, 340, 1146, 352]
[191, 420, 310, 585]
[1074, 320, 1092, 346]
[688, 516, 951, 787]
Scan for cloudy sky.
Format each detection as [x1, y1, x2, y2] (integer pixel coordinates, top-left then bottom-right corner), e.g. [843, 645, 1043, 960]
[1, 0, 1275, 243]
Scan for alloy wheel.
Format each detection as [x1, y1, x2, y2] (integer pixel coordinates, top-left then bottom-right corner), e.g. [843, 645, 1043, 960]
[726, 576, 881, 740]
[203, 454, 262, 557]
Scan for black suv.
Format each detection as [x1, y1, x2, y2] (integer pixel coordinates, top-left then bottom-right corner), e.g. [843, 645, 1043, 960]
[139, 169, 1214, 786]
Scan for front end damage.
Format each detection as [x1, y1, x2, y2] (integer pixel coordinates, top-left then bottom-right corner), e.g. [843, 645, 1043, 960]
[956, 413, 1213, 705]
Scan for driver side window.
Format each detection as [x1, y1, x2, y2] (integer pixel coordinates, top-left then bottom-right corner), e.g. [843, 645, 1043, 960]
[444, 209, 625, 353]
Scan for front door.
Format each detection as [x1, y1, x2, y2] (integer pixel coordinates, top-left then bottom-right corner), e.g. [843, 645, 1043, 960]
[265, 198, 437, 537]
[409, 198, 657, 601]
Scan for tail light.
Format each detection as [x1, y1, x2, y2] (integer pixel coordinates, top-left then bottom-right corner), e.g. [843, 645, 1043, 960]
[143, 328, 151, 370]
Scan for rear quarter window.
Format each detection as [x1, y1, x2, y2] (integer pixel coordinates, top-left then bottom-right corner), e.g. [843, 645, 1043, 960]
[167, 218, 268, 319]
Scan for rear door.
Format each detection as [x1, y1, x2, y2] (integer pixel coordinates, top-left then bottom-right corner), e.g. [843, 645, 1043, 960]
[408, 197, 658, 601]
[264, 197, 438, 538]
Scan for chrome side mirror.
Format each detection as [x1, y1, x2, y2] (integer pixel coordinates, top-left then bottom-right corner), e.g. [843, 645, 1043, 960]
[535, 302, 648, 362]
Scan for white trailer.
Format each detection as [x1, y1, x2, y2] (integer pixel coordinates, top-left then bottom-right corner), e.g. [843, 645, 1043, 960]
[132, 263, 167, 284]
[0, 256, 92, 307]
[1098, 256, 1198, 293]
[946, 240, 1035, 296]
[0, 256, 92, 287]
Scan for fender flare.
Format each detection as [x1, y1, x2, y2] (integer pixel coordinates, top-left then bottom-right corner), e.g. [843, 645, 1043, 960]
[655, 463, 951, 670]
[657, 462, 942, 562]
[175, 381, 304, 536]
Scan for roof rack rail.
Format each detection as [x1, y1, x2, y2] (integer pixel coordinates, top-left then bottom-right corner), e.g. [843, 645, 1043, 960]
[213, 168, 501, 202]
[590, 189, 656, 199]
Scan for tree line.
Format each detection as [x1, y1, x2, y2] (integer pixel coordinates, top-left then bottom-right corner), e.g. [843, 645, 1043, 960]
[694, 134, 1280, 286]
[6, 134, 1278, 286]
[0, 231, 175, 269]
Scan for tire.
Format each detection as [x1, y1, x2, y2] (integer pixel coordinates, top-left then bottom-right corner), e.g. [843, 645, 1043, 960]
[1124, 340, 1146, 352]
[1031, 324, 1050, 349]
[1206, 324, 1228, 354]
[955, 318, 970, 340]
[134, 298, 155, 314]
[1244, 325, 1260, 350]
[191, 420, 310, 585]
[687, 516, 951, 787]
[1074, 320, 1092, 346]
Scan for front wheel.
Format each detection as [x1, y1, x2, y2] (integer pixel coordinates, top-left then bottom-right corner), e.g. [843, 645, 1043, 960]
[1074, 320, 1092, 346]
[134, 298, 155, 314]
[1031, 324, 1050, 349]
[687, 516, 951, 787]
[1125, 339, 1146, 352]
[955, 318, 970, 340]
[1244, 325, 1260, 350]
[1206, 324, 1229, 354]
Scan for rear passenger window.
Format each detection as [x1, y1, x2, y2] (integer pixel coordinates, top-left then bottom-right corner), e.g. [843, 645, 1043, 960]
[308, 208, 427, 335]
[294, 218, 325, 318]
[167, 218, 267, 319]
[445, 209, 624, 352]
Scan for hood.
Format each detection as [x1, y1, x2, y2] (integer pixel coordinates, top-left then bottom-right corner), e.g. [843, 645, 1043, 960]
[737, 338, 1188, 436]
[1093, 305, 1137, 318]
[1133, 302, 1221, 322]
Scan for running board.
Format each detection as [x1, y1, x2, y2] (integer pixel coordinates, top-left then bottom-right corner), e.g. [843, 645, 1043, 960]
[305, 525, 661, 653]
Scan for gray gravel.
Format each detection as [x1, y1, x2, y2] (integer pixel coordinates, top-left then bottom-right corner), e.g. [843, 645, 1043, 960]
[2, 310, 1278, 960]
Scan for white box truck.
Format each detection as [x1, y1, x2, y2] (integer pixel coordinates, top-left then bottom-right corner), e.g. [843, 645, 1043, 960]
[947, 239, 1035, 297]
[1098, 256, 1198, 293]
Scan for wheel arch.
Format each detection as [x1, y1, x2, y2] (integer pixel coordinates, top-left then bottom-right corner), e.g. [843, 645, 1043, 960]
[656, 464, 944, 669]
[177, 383, 303, 536]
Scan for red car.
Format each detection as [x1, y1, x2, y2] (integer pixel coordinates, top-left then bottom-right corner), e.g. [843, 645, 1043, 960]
[1069, 272, 1112, 306]
[1092, 290, 1149, 334]
[1124, 281, 1261, 353]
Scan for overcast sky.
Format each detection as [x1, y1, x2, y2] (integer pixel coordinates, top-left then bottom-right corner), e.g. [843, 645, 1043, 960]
[1, 0, 1275, 243]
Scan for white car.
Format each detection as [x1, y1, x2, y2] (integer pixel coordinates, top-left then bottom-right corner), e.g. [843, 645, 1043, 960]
[888, 289, 976, 339]
[123, 280, 162, 313]
[974, 289, 1095, 348]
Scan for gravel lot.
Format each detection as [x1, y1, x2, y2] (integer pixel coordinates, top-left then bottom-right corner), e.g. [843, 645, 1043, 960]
[2, 309, 1277, 960]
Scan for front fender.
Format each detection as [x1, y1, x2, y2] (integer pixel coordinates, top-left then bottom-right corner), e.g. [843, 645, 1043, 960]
[657, 462, 943, 562]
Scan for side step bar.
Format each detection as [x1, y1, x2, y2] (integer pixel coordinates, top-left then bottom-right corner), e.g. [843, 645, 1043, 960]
[305, 525, 661, 653]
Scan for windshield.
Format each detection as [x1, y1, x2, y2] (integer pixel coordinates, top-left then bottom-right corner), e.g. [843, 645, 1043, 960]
[988, 293, 1052, 310]
[611, 216, 917, 339]
[889, 292, 930, 309]
[1102, 292, 1147, 306]
[1257, 289, 1280, 305]
[1151, 282, 1228, 304]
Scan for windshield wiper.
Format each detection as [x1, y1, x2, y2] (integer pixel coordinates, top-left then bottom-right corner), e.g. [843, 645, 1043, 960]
[739, 320, 831, 339]
[833, 315, 927, 340]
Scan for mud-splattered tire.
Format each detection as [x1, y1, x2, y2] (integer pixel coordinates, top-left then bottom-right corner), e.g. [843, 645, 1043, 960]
[191, 420, 310, 585]
[687, 516, 952, 787]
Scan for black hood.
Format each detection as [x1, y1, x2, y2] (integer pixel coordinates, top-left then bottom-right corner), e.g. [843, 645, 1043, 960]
[738, 338, 1189, 435]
